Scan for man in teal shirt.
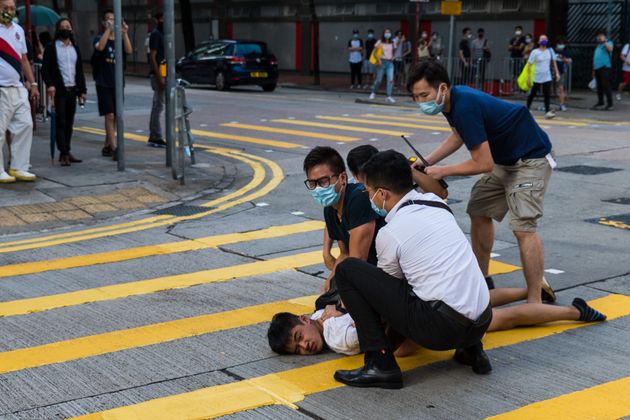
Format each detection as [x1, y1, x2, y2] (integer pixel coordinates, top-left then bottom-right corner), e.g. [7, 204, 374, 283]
[592, 30, 614, 110]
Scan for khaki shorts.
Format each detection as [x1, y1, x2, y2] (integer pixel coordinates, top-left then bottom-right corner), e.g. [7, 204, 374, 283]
[467, 156, 552, 232]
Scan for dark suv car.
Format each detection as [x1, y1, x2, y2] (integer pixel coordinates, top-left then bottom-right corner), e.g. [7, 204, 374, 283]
[176, 40, 279, 92]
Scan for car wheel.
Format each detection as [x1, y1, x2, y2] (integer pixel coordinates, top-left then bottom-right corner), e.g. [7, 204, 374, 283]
[215, 72, 230, 91]
[262, 83, 276, 92]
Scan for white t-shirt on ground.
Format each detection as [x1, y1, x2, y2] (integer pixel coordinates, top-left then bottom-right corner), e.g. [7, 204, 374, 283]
[0, 22, 27, 87]
[376, 190, 490, 321]
[311, 310, 360, 355]
[528, 48, 556, 83]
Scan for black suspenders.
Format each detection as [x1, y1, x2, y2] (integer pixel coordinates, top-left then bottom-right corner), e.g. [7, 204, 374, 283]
[398, 199, 453, 215]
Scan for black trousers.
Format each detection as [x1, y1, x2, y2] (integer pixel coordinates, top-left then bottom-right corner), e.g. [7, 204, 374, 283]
[527, 81, 552, 112]
[595, 67, 613, 107]
[350, 62, 362, 86]
[335, 257, 491, 352]
[55, 88, 77, 156]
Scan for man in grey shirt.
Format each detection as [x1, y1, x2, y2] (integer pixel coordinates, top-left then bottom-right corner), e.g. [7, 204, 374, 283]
[471, 28, 489, 88]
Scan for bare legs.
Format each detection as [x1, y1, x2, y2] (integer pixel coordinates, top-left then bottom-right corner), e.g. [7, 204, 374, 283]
[104, 113, 116, 150]
[489, 303, 579, 332]
[471, 215, 494, 277]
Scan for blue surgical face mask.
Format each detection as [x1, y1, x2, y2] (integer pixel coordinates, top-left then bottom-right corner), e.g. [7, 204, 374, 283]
[310, 182, 341, 207]
[384, 32, 391, 40]
[367, 33, 374, 39]
[419, 84, 447, 115]
[353, 33, 359, 39]
[539, 39, 548, 47]
[556, 44, 565, 50]
[369, 189, 388, 217]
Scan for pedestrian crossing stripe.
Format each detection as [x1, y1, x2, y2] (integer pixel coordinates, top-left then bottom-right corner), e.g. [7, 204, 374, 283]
[0, 221, 325, 278]
[487, 375, 630, 419]
[360, 113, 451, 126]
[0, 296, 317, 375]
[0, 259, 518, 375]
[0, 245, 520, 317]
[71, 294, 630, 420]
[316, 116, 451, 132]
[271, 119, 413, 137]
[220, 123, 361, 142]
[0, 145, 284, 253]
[191, 129, 302, 149]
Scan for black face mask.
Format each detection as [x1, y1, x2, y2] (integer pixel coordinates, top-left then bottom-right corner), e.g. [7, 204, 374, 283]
[58, 29, 72, 40]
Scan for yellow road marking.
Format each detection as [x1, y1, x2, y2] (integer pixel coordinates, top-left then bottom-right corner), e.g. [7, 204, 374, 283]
[4, 260, 515, 379]
[271, 119, 412, 137]
[0, 143, 284, 253]
[191, 129, 301, 149]
[360, 113, 593, 128]
[598, 218, 630, 230]
[487, 376, 630, 419]
[0, 250, 333, 317]
[361, 113, 450, 125]
[0, 296, 317, 375]
[0, 221, 325, 278]
[220, 123, 360, 142]
[73, 294, 630, 420]
[316, 116, 451, 132]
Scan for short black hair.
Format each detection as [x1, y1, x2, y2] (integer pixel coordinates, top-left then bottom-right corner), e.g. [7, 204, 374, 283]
[103, 9, 114, 19]
[303, 146, 346, 175]
[596, 29, 607, 36]
[462, 27, 471, 35]
[367, 28, 374, 33]
[347, 145, 379, 177]
[477, 28, 485, 33]
[154, 12, 164, 20]
[362, 150, 413, 195]
[515, 25, 523, 30]
[352, 29, 359, 34]
[556, 35, 567, 44]
[267, 312, 301, 355]
[406, 60, 451, 92]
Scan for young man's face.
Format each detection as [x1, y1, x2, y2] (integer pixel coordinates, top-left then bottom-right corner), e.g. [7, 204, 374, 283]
[411, 78, 449, 107]
[306, 164, 345, 194]
[285, 316, 324, 355]
[103, 12, 114, 28]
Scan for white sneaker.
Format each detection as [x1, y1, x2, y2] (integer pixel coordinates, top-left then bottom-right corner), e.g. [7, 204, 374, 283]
[8, 169, 36, 181]
[0, 171, 16, 183]
[559, 104, 567, 112]
[386, 96, 396, 103]
[616, 93, 622, 101]
[368, 92, 376, 100]
[350, 85, 355, 89]
[545, 111, 556, 119]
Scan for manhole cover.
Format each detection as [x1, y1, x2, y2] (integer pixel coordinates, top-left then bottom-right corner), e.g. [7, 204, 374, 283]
[602, 197, 630, 205]
[557, 165, 622, 175]
[586, 214, 630, 231]
[153, 205, 210, 216]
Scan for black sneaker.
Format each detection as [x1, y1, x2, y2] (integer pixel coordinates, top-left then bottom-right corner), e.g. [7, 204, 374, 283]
[101, 145, 113, 157]
[590, 104, 604, 110]
[148, 138, 167, 148]
[572, 298, 607, 322]
[604, 105, 614, 111]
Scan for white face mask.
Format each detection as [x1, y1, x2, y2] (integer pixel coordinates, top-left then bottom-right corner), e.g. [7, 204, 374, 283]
[515, 30, 522, 36]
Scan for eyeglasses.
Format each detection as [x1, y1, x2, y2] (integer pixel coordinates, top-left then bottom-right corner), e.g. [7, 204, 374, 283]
[304, 174, 339, 190]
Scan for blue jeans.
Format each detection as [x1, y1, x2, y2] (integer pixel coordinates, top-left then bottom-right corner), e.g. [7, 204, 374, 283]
[372, 59, 394, 97]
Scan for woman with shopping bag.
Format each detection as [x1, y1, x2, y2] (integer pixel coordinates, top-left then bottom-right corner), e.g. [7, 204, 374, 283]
[368, 28, 396, 103]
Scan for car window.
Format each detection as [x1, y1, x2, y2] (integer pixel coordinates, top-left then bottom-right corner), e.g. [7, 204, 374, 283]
[190, 43, 212, 59]
[235, 43, 267, 57]
[205, 42, 230, 57]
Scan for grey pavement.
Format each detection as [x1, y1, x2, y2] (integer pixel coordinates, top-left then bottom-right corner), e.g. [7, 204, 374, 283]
[0, 78, 629, 419]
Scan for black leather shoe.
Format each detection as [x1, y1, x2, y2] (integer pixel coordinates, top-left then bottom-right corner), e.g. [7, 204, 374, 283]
[68, 154, 82, 163]
[454, 343, 492, 374]
[334, 360, 403, 389]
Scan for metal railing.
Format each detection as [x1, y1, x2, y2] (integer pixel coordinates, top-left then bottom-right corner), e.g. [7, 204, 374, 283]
[32, 63, 48, 122]
[169, 78, 196, 185]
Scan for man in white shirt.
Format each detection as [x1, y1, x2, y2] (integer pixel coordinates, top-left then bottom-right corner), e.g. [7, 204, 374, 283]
[617, 43, 630, 101]
[268, 305, 359, 356]
[333, 150, 492, 389]
[0, 0, 40, 183]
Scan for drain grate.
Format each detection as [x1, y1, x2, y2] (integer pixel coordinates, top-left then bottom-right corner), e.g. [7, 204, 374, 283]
[153, 205, 210, 216]
[557, 165, 622, 175]
[602, 197, 630, 205]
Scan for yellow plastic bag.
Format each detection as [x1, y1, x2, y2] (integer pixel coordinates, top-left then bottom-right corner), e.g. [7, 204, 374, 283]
[369, 44, 382, 65]
[517, 62, 535, 91]
[159, 61, 167, 78]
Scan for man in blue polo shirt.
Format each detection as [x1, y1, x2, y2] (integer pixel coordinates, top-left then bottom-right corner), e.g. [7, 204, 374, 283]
[406, 61, 556, 304]
[591, 29, 614, 111]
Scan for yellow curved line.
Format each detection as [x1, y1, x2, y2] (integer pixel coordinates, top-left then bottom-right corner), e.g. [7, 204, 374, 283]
[0, 146, 282, 253]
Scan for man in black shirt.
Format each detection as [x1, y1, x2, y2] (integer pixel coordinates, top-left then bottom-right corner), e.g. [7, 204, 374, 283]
[458, 27, 472, 85]
[303, 146, 385, 293]
[508, 25, 526, 79]
[363, 29, 377, 89]
[148, 12, 166, 148]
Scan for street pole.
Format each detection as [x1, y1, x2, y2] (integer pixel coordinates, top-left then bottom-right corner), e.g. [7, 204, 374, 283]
[447, 15, 455, 77]
[164, 0, 175, 167]
[114, 0, 125, 171]
[414, 2, 421, 65]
